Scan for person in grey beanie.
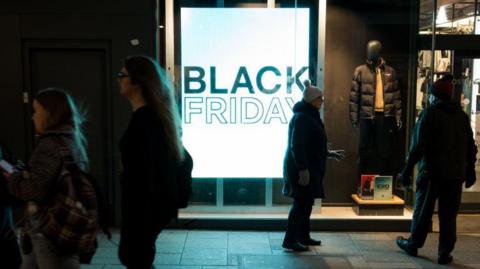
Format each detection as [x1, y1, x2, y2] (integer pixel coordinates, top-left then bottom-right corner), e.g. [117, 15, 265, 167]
[282, 80, 345, 251]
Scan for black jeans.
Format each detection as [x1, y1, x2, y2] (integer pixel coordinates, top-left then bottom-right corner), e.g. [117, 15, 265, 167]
[409, 180, 463, 256]
[284, 198, 314, 244]
[358, 113, 396, 175]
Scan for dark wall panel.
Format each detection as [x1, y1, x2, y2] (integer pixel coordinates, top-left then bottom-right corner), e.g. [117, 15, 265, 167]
[26, 46, 108, 182]
[323, 6, 365, 204]
[0, 15, 25, 160]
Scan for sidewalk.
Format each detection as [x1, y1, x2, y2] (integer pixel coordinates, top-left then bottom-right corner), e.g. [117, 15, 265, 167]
[84, 230, 480, 269]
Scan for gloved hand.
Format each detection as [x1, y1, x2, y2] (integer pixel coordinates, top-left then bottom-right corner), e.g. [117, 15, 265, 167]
[15, 160, 26, 171]
[399, 168, 413, 187]
[328, 150, 346, 161]
[298, 170, 310, 186]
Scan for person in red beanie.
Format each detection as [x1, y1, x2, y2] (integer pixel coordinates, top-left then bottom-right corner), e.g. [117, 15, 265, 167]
[396, 74, 477, 264]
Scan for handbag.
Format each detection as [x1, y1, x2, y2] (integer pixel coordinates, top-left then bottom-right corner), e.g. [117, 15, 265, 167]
[176, 148, 193, 209]
[37, 160, 99, 255]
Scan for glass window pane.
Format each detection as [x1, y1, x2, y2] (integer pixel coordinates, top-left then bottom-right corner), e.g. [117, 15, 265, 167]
[272, 179, 292, 205]
[224, 179, 266, 206]
[419, 1, 479, 35]
[419, 0, 435, 34]
[190, 178, 217, 205]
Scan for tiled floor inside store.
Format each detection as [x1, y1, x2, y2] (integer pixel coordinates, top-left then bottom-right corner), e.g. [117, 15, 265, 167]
[84, 230, 480, 269]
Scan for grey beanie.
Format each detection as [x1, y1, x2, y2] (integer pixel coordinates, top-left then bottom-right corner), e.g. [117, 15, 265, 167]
[302, 80, 323, 103]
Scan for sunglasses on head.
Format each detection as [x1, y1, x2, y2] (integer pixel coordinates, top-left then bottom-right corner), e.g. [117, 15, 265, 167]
[117, 72, 129, 78]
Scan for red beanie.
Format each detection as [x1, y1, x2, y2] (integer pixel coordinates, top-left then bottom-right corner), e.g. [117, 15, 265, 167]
[431, 74, 453, 101]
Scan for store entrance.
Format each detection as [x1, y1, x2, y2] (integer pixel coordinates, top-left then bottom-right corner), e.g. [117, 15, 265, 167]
[453, 50, 480, 212]
[416, 49, 480, 212]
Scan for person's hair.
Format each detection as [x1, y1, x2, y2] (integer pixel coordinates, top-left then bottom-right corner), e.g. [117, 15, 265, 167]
[34, 88, 89, 168]
[124, 55, 184, 162]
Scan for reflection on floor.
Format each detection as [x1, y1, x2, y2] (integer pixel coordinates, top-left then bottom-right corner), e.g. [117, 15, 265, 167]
[83, 230, 480, 269]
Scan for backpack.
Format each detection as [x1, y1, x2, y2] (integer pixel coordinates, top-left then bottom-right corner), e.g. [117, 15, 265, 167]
[176, 148, 193, 209]
[38, 162, 99, 255]
[79, 172, 112, 264]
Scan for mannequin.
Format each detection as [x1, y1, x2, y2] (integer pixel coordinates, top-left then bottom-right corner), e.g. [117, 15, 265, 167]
[367, 40, 382, 67]
[350, 40, 402, 175]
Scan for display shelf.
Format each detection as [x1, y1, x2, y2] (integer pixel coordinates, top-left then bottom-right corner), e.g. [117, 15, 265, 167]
[352, 194, 405, 216]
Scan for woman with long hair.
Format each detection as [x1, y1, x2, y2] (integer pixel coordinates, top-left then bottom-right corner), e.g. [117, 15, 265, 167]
[3, 88, 89, 268]
[117, 55, 184, 268]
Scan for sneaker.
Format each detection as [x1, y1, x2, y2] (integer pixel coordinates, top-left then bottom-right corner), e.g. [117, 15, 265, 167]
[396, 236, 418, 257]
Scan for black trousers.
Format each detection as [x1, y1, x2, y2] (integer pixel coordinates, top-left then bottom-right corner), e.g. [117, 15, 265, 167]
[409, 180, 463, 256]
[119, 220, 168, 269]
[118, 214, 171, 269]
[284, 198, 314, 244]
[358, 113, 396, 175]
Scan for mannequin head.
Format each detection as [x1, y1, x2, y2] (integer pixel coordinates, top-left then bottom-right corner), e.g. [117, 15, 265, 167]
[366, 40, 382, 63]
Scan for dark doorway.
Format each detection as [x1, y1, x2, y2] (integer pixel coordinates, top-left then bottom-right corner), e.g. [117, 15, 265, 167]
[22, 41, 113, 210]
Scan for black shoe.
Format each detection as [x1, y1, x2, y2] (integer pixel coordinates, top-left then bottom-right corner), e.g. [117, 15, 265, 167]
[438, 254, 453, 265]
[300, 238, 321, 246]
[282, 241, 309, 252]
[396, 236, 418, 257]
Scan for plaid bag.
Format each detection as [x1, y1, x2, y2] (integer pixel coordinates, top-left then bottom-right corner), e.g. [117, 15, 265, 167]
[38, 162, 99, 255]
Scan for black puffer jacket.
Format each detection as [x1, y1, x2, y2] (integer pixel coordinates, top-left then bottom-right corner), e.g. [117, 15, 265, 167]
[402, 100, 477, 186]
[350, 58, 402, 125]
[283, 101, 328, 199]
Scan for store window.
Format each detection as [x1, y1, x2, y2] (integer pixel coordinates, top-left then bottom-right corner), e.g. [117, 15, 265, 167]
[163, 0, 325, 212]
[419, 0, 480, 35]
[416, 0, 480, 211]
[415, 50, 452, 115]
[160, 0, 418, 219]
[415, 48, 480, 210]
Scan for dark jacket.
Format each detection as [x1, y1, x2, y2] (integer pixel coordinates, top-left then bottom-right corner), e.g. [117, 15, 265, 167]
[1, 143, 17, 234]
[283, 101, 328, 199]
[7, 126, 87, 227]
[403, 100, 477, 186]
[350, 58, 402, 125]
[120, 106, 177, 230]
[0, 143, 17, 207]
[0, 143, 21, 269]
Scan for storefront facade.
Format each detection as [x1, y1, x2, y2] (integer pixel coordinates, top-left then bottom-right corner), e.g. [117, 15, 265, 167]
[157, 0, 479, 227]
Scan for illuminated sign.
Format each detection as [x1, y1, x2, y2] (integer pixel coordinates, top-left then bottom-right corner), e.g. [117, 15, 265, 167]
[181, 8, 310, 178]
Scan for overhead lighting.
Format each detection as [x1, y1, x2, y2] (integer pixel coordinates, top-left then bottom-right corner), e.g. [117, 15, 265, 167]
[436, 5, 449, 25]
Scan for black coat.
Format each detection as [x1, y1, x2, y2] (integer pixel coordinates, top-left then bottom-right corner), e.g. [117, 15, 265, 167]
[283, 101, 328, 199]
[0, 144, 17, 234]
[1, 143, 21, 269]
[0, 143, 16, 208]
[403, 100, 477, 186]
[119, 106, 177, 230]
[350, 58, 402, 125]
